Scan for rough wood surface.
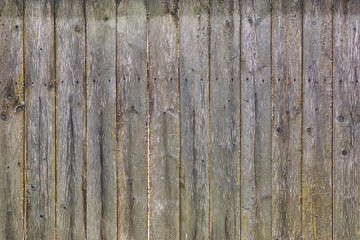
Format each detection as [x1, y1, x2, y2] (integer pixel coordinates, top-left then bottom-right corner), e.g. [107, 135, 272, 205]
[148, 0, 180, 239]
[334, 1, 360, 239]
[85, 0, 117, 239]
[117, 0, 148, 239]
[302, 1, 333, 239]
[55, 0, 86, 239]
[241, 0, 272, 239]
[271, 1, 302, 239]
[179, 0, 209, 239]
[209, 0, 240, 239]
[24, 0, 56, 239]
[0, 1, 24, 239]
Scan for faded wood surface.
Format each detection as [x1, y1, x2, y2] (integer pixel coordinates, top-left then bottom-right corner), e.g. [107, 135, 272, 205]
[179, 0, 209, 239]
[271, 1, 302, 239]
[334, 1, 360, 239]
[117, 0, 148, 239]
[24, 0, 56, 239]
[2, 2, 360, 240]
[302, 0, 333, 239]
[85, 0, 117, 239]
[148, 0, 180, 239]
[209, 0, 240, 239]
[241, 0, 272, 239]
[55, 0, 86, 239]
[0, 1, 24, 239]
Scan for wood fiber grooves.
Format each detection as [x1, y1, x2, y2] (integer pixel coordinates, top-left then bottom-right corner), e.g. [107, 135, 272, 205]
[0, 1, 359, 239]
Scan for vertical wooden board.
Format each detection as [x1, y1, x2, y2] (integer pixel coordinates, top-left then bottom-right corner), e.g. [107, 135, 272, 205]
[240, 0, 271, 239]
[333, 1, 360, 239]
[0, 1, 24, 239]
[302, 1, 333, 239]
[85, 0, 117, 239]
[271, 1, 302, 239]
[209, 0, 240, 239]
[117, 0, 148, 239]
[55, 0, 86, 239]
[148, 0, 180, 239]
[179, 0, 209, 239]
[24, 0, 55, 239]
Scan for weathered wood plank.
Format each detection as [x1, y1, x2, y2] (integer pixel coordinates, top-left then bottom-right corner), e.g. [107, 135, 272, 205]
[271, 1, 302, 239]
[85, 0, 117, 239]
[148, 0, 180, 239]
[24, 0, 56, 239]
[117, 0, 148, 239]
[179, 0, 209, 239]
[240, 0, 272, 239]
[302, 1, 333, 239]
[0, 1, 24, 239]
[55, 0, 86, 239]
[209, 0, 240, 239]
[333, 1, 360, 239]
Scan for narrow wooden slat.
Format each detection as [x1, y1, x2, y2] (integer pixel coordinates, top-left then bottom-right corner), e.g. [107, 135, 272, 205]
[24, 0, 55, 239]
[55, 0, 86, 239]
[240, 0, 272, 239]
[179, 0, 209, 239]
[148, 0, 180, 239]
[271, 1, 302, 239]
[209, 0, 240, 239]
[334, 1, 360, 239]
[117, 0, 148, 239]
[85, 0, 117, 239]
[302, 1, 333, 239]
[0, 1, 24, 239]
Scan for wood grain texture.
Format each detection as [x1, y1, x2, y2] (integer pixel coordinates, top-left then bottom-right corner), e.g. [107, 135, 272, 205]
[85, 0, 117, 239]
[55, 0, 86, 239]
[240, 0, 272, 239]
[24, 0, 56, 239]
[302, 0, 333, 239]
[0, 1, 24, 239]
[179, 0, 209, 239]
[333, 1, 360, 239]
[209, 0, 240, 239]
[117, 0, 148, 239]
[148, 0, 180, 239]
[271, 1, 302, 239]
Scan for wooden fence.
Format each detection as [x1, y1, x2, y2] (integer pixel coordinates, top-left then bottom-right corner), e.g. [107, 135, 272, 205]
[0, 0, 358, 239]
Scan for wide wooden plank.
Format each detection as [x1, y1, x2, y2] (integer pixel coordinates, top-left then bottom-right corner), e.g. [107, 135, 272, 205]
[85, 0, 117, 239]
[302, 1, 333, 239]
[24, 0, 56, 239]
[271, 1, 302, 239]
[148, 0, 180, 239]
[0, 1, 24, 239]
[55, 0, 86, 239]
[333, 1, 360, 239]
[240, 0, 272, 239]
[209, 0, 240, 239]
[179, 0, 209, 239]
[117, 0, 148, 239]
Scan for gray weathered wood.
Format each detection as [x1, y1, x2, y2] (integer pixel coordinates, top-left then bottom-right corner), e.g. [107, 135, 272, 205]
[209, 0, 240, 239]
[302, 0, 333, 239]
[271, 1, 302, 239]
[85, 0, 117, 239]
[333, 1, 360, 239]
[148, 0, 180, 239]
[0, 1, 24, 239]
[117, 0, 148, 239]
[240, 0, 272, 239]
[179, 0, 209, 239]
[55, 0, 86, 239]
[24, 0, 56, 239]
